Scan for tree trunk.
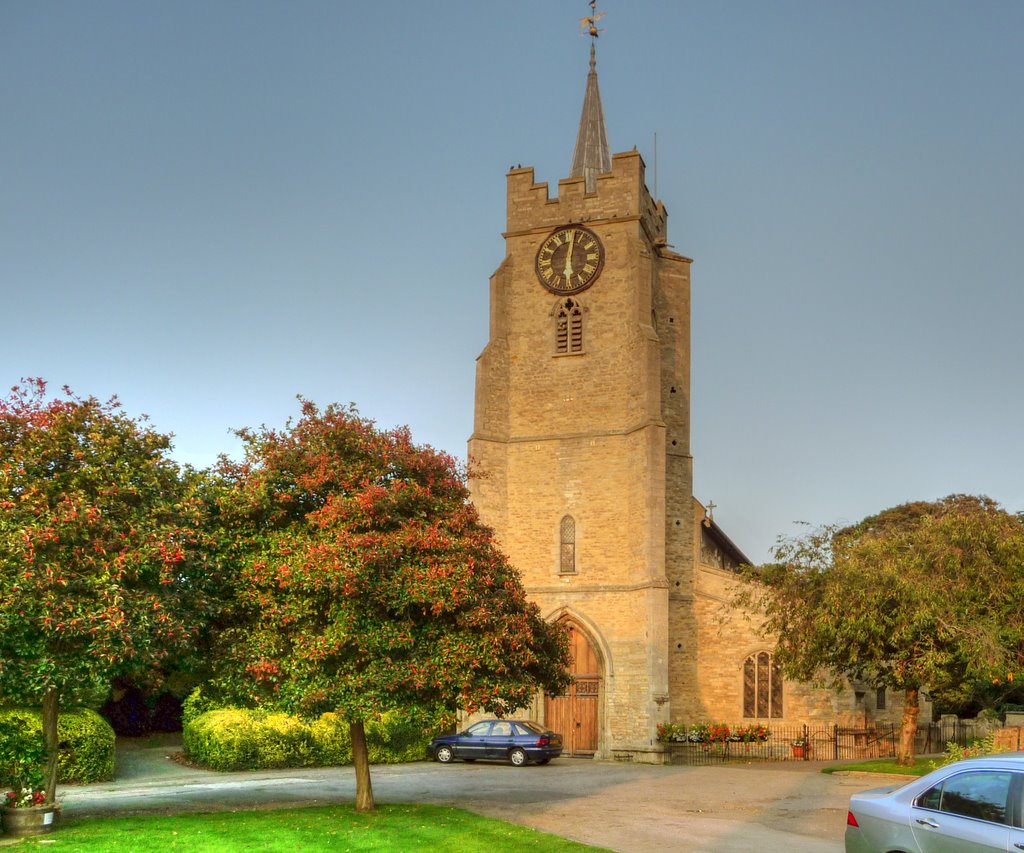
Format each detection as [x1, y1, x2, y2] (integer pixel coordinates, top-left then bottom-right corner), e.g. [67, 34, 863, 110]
[897, 687, 920, 766]
[41, 689, 59, 805]
[350, 719, 375, 813]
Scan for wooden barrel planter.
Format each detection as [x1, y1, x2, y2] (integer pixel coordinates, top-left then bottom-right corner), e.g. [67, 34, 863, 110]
[1, 804, 59, 837]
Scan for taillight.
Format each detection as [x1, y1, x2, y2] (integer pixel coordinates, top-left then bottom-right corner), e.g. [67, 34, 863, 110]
[537, 736, 550, 746]
[846, 811, 859, 827]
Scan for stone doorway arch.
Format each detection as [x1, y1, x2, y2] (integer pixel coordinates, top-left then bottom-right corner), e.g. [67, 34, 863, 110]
[545, 618, 602, 756]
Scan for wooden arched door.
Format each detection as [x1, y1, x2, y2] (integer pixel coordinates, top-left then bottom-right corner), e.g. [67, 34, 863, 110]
[544, 620, 600, 755]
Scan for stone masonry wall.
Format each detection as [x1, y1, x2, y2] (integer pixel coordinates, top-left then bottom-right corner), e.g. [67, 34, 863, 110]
[671, 510, 930, 727]
[468, 150, 686, 757]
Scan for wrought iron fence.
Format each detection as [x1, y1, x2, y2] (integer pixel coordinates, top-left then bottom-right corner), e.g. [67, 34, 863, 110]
[917, 719, 979, 754]
[664, 720, 983, 765]
[664, 723, 906, 765]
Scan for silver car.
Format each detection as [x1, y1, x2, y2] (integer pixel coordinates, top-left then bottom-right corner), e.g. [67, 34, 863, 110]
[845, 753, 1024, 852]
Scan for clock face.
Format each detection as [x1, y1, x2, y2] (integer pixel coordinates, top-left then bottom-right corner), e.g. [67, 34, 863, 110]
[535, 225, 605, 294]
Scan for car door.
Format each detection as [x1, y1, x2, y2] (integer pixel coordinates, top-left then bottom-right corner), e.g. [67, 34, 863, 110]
[458, 722, 493, 760]
[486, 721, 515, 759]
[910, 769, 1013, 853]
[1009, 773, 1024, 853]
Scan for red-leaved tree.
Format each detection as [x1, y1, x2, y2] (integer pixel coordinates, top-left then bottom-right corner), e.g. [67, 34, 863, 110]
[215, 400, 570, 811]
[0, 380, 218, 802]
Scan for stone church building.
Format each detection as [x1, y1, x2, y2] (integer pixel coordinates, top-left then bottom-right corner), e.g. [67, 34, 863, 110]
[467, 33, 907, 760]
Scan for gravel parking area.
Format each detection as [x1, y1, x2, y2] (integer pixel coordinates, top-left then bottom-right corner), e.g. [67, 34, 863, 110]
[55, 737, 893, 852]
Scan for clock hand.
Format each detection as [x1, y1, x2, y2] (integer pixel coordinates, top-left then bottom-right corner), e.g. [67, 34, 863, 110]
[563, 231, 575, 278]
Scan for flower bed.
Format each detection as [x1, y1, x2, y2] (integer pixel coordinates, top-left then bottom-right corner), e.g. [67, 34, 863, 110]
[656, 722, 771, 745]
[4, 790, 46, 809]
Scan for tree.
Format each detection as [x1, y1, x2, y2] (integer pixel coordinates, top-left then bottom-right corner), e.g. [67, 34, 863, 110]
[214, 400, 570, 810]
[0, 380, 218, 802]
[740, 495, 1024, 764]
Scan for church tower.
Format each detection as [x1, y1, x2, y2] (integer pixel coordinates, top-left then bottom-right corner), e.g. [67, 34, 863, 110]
[468, 7, 694, 760]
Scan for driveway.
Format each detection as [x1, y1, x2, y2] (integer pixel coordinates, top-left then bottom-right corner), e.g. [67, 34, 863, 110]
[57, 738, 896, 852]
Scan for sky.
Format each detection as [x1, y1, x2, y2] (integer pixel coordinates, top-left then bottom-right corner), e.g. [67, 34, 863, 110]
[2, 1, 1022, 562]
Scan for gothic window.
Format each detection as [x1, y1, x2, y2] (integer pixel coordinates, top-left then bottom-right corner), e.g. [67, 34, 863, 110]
[560, 515, 576, 574]
[555, 298, 583, 354]
[743, 651, 783, 718]
[876, 687, 886, 711]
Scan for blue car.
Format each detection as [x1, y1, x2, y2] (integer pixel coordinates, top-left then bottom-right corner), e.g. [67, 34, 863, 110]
[429, 719, 563, 767]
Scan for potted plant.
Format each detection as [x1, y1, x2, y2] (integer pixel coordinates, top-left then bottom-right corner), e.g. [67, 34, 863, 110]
[791, 735, 811, 759]
[0, 720, 58, 837]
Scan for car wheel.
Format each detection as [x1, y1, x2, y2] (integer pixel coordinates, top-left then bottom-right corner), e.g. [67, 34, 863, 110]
[509, 747, 528, 767]
[435, 745, 454, 764]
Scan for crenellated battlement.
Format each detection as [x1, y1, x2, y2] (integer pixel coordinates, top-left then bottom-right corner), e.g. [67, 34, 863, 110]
[505, 150, 668, 244]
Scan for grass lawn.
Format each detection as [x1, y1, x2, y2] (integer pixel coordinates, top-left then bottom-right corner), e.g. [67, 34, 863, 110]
[4, 804, 606, 852]
[822, 756, 937, 777]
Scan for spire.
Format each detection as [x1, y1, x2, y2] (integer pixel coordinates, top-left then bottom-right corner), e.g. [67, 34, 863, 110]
[569, 4, 611, 193]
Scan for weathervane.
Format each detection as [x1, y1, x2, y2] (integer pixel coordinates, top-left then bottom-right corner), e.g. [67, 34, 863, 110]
[580, 0, 605, 40]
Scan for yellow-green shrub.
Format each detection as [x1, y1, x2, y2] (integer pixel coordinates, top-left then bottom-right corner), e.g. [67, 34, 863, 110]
[253, 713, 317, 768]
[310, 713, 351, 765]
[184, 709, 268, 771]
[181, 686, 237, 727]
[0, 707, 114, 784]
[366, 711, 429, 764]
[183, 707, 431, 771]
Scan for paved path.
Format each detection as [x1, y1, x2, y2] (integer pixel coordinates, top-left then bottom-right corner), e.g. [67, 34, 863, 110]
[54, 736, 894, 852]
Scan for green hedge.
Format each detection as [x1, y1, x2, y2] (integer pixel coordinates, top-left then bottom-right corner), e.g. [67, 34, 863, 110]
[180, 686, 227, 728]
[0, 707, 115, 786]
[364, 712, 434, 764]
[183, 707, 432, 772]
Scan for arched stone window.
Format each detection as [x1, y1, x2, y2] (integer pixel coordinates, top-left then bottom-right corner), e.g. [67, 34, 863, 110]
[555, 298, 583, 354]
[559, 515, 576, 574]
[743, 651, 783, 718]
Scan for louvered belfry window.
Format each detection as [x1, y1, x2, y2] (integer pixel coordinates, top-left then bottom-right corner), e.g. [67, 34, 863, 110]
[560, 515, 576, 574]
[556, 299, 583, 354]
[743, 651, 783, 718]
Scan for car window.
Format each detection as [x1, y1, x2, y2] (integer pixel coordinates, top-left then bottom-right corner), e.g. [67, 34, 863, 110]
[466, 722, 491, 736]
[916, 771, 1013, 825]
[491, 722, 513, 736]
[512, 723, 532, 736]
[916, 784, 942, 811]
[517, 721, 544, 734]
